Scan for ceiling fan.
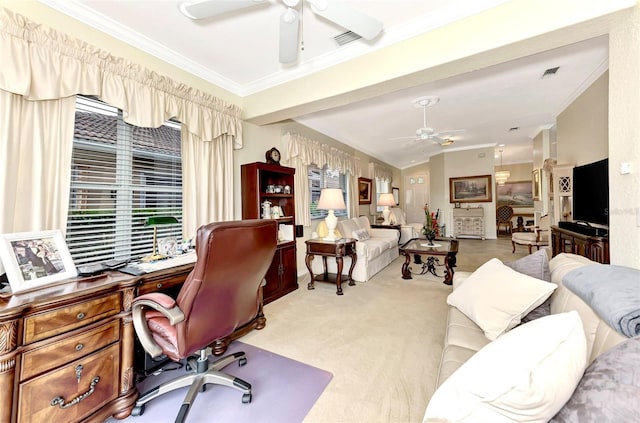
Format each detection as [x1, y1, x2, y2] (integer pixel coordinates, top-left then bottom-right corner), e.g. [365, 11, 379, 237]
[391, 96, 465, 146]
[178, 0, 383, 64]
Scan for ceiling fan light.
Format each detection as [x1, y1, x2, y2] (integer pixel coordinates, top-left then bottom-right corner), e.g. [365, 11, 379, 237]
[283, 0, 300, 7]
[307, 0, 328, 12]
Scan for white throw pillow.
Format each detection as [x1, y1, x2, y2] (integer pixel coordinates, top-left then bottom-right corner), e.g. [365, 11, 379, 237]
[424, 311, 587, 423]
[352, 228, 370, 241]
[447, 258, 556, 340]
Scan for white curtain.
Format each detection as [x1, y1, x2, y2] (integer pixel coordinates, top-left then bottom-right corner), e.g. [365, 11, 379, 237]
[282, 132, 361, 225]
[0, 7, 242, 239]
[181, 132, 234, 239]
[369, 162, 393, 182]
[0, 90, 75, 234]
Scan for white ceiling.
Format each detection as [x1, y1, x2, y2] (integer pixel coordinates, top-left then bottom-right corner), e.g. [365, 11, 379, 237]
[41, 0, 610, 169]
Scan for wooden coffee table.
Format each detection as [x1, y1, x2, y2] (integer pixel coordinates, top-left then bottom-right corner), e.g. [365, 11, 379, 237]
[399, 238, 459, 285]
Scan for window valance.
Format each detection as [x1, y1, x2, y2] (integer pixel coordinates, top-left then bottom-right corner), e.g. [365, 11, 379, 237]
[0, 7, 243, 146]
[369, 162, 393, 182]
[283, 132, 360, 176]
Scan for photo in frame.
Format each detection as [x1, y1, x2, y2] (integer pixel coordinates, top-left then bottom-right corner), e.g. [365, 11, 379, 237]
[449, 174, 493, 203]
[392, 187, 400, 206]
[496, 181, 534, 207]
[358, 177, 372, 204]
[0, 230, 77, 294]
[532, 168, 542, 200]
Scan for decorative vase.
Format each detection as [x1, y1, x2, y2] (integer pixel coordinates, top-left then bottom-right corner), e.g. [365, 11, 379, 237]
[426, 232, 436, 246]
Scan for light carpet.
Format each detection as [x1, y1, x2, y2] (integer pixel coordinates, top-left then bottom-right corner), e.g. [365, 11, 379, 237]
[111, 341, 332, 423]
[242, 256, 453, 423]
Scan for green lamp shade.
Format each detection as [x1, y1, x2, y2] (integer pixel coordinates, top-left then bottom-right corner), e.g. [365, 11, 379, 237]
[144, 216, 179, 227]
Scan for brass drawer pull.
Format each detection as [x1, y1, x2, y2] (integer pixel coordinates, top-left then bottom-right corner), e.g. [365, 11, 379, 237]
[50, 376, 100, 409]
[76, 312, 85, 320]
[156, 283, 163, 289]
[75, 343, 84, 351]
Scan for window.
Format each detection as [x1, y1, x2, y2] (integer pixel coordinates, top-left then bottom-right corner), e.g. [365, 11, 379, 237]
[66, 96, 183, 265]
[308, 165, 348, 219]
[375, 178, 391, 212]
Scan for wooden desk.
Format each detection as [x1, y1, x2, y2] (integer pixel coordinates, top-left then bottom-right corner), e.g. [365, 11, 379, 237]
[0, 272, 139, 423]
[305, 238, 357, 295]
[0, 259, 265, 423]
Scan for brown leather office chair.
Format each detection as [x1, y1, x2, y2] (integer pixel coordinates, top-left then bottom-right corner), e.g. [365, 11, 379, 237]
[131, 219, 277, 422]
[496, 205, 514, 235]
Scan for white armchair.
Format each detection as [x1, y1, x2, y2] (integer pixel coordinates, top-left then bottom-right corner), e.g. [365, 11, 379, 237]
[388, 207, 423, 244]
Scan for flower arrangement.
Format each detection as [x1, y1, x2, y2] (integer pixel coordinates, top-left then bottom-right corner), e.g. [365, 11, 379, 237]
[422, 204, 438, 244]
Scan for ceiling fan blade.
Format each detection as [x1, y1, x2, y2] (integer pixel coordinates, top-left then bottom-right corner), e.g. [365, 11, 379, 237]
[279, 8, 300, 64]
[433, 129, 465, 136]
[389, 135, 417, 141]
[178, 0, 267, 20]
[307, 0, 383, 40]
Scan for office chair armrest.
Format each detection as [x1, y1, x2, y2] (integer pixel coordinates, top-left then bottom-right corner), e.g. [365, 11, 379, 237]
[132, 293, 185, 358]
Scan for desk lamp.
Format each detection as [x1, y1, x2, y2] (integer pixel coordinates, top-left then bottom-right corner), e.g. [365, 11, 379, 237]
[142, 216, 179, 262]
[317, 188, 346, 241]
[378, 193, 396, 225]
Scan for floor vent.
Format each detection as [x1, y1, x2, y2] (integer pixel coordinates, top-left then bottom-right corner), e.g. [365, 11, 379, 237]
[333, 30, 361, 46]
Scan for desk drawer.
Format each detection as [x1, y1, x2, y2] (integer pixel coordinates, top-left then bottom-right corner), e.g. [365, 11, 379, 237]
[21, 320, 120, 380]
[18, 343, 119, 423]
[24, 293, 121, 344]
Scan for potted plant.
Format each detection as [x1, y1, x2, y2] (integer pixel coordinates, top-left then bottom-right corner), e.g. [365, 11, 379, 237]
[422, 204, 437, 245]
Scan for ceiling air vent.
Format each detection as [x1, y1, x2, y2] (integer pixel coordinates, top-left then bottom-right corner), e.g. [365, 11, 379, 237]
[333, 30, 362, 46]
[541, 66, 560, 79]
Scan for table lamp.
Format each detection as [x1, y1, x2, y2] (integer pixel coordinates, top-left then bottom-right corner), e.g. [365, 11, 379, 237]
[142, 216, 179, 262]
[378, 193, 396, 225]
[317, 188, 346, 241]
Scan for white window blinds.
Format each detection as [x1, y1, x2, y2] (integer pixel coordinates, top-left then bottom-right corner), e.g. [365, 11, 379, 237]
[308, 165, 348, 220]
[66, 96, 183, 265]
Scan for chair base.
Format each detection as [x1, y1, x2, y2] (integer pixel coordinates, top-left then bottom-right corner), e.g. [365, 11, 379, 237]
[133, 351, 251, 423]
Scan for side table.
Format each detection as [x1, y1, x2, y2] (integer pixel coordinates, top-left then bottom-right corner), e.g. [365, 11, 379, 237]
[305, 238, 357, 295]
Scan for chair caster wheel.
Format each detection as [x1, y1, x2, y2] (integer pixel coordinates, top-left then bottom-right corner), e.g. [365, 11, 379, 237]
[239, 357, 247, 367]
[131, 404, 145, 416]
[186, 357, 197, 372]
[242, 392, 252, 404]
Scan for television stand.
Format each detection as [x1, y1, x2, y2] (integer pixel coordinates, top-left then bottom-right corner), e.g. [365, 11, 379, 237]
[551, 225, 609, 264]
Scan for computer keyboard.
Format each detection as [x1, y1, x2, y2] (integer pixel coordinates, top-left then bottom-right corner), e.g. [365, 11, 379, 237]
[119, 251, 197, 275]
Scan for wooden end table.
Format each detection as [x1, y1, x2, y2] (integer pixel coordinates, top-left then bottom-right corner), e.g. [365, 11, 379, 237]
[305, 238, 357, 295]
[399, 238, 459, 285]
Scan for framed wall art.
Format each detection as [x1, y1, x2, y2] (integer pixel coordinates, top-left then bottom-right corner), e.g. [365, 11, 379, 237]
[496, 181, 534, 207]
[358, 177, 372, 204]
[0, 230, 77, 294]
[392, 187, 400, 206]
[532, 168, 542, 201]
[449, 174, 493, 203]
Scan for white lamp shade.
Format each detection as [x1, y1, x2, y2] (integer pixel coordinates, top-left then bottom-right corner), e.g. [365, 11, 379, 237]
[378, 193, 396, 207]
[317, 188, 345, 241]
[317, 188, 346, 210]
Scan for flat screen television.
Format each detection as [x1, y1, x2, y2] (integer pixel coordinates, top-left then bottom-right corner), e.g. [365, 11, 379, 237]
[572, 158, 609, 226]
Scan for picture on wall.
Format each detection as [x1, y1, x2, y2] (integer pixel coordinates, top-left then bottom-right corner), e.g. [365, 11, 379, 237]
[532, 168, 542, 201]
[358, 177, 372, 204]
[496, 181, 534, 207]
[449, 175, 493, 203]
[0, 230, 77, 294]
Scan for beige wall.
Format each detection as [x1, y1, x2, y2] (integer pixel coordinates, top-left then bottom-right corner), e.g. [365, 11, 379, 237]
[557, 72, 609, 166]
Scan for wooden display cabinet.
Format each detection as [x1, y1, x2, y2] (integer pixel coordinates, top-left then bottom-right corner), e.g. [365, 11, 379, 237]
[241, 162, 298, 303]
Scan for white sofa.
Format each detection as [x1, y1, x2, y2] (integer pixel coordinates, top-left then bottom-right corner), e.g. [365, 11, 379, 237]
[388, 207, 423, 244]
[427, 252, 632, 422]
[311, 216, 399, 282]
